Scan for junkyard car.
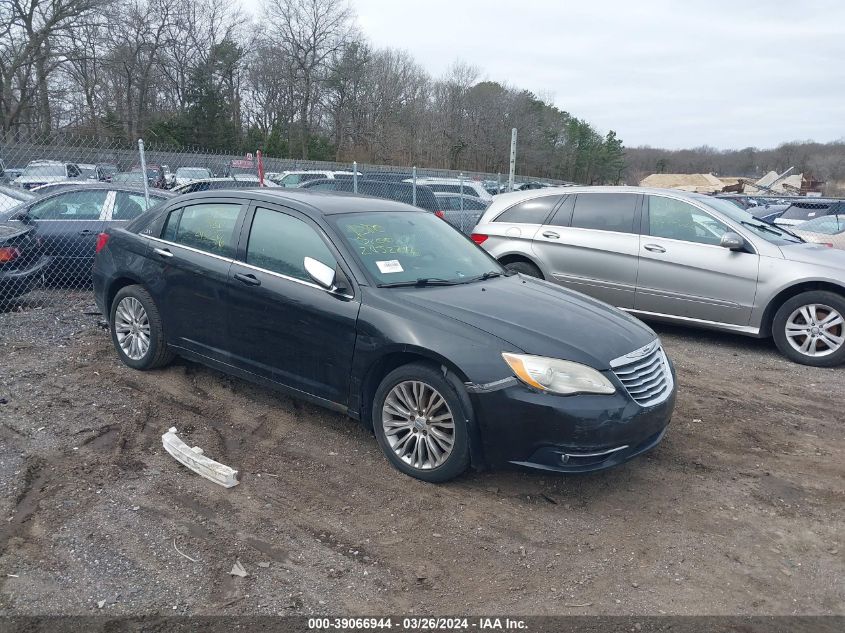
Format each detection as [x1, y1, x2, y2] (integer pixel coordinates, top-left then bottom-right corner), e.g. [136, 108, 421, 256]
[472, 186, 845, 367]
[93, 190, 675, 482]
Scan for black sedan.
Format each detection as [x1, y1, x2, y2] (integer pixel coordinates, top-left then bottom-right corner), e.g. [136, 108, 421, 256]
[0, 221, 51, 302]
[93, 190, 675, 482]
[0, 185, 172, 281]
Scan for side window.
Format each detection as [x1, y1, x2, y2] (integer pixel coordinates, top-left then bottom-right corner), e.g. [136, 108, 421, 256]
[113, 191, 154, 220]
[494, 195, 562, 224]
[164, 203, 241, 256]
[570, 193, 638, 233]
[66, 164, 81, 178]
[647, 196, 727, 245]
[28, 189, 109, 220]
[246, 208, 336, 282]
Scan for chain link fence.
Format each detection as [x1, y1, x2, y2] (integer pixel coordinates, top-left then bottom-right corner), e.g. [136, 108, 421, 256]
[0, 135, 574, 313]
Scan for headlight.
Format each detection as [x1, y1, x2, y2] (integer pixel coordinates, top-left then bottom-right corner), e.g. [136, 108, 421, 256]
[501, 352, 616, 395]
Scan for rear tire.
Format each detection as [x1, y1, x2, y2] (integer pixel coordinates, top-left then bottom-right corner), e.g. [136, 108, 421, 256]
[372, 363, 470, 483]
[772, 290, 845, 367]
[502, 259, 542, 279]
[109, 285, 175, 370]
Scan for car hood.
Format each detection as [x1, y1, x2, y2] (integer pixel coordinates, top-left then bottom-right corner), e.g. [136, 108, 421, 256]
[394, 275, 657, 369]
[779, 242, 845, 267]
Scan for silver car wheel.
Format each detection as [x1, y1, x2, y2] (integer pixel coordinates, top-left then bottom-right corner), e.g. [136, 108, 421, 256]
[114, 296, 151, 360]
[785, 303, 844, 357]
[382, 380, 455, 470]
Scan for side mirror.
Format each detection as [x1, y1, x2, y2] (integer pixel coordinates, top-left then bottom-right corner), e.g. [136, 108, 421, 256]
[720, 232, 745, 251]
[304, 257, 336, 290]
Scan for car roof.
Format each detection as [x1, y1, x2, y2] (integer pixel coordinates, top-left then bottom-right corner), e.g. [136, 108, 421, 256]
[171, 188, 422, 216]
[36, 183, 175, 197]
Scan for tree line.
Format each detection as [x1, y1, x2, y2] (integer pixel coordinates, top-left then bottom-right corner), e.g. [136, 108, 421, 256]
[0, 0, 624, 183]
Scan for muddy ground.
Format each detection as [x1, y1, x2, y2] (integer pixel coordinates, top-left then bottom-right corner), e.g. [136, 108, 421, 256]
[0, 290, 843, 616]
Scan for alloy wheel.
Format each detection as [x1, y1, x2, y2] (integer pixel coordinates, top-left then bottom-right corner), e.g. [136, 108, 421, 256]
[381, 380, 455, 470]
[114, 296, 151, 360]
[784, 303, 844, 358]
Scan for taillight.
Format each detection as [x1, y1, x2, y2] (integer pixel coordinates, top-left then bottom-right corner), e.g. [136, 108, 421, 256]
[0, 246, 21, 262]
[434, 210, 445, 219]
[95, 232, 110, 253]
[470, 233, 489, 245]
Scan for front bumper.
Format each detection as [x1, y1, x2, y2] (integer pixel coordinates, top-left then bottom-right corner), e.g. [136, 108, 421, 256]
[469, 372, 675, 473]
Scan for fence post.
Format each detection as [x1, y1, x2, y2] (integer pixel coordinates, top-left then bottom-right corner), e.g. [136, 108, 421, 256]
[497, 172, 501, 194]
[353, 161, 358, 194]
[137, 138, 150, 207]
[459, 172, 465, 233]
[508, 128, 517, 192]
[412, 166, 417, 207]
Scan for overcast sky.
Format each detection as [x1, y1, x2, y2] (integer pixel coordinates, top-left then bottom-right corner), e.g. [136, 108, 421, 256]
[243, 0, 844, 150]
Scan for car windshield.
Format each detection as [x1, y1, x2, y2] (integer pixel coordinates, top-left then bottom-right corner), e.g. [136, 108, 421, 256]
[23, 164, 64, 178]
[331, 211, 502, 286]
[780, 203, 832, 222]
[699, 196, 803, 244]
[798, 215, 845, 235]
[176, 168, 210, 178]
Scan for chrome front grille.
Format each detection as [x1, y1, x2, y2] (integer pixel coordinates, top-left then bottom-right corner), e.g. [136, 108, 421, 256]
[610, 340, 673, 407]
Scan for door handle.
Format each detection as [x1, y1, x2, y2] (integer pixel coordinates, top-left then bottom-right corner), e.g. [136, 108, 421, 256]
[542, 231, 560, 239]
[643, 244, 666, 253]
[153, 247, 173, 258]
[234, 272, 261, 287]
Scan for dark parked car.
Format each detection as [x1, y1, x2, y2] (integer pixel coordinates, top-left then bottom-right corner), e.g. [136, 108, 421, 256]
[298, 178, 444, 219]
[774, 199, 845, 228]
[433, 192, 489, 234]
[0, 221, 51, 302]
[170, 176, 269, 195]
[0, 185, 172, 281]
[93, 189, 676, 482]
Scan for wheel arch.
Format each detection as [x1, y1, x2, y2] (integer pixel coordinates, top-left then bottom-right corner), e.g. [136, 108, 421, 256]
[105, 275, 146, 315]
[496, 252, 546, 277]
[760, 280, 845, 337]
[358, 348, 486, 469]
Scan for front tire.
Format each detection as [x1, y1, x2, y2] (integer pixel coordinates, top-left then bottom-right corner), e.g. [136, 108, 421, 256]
[502, 259, 542, 278]
[372, 363, 470, 482]
[109, 285, 174, 370]
[772, 291, 845, 367]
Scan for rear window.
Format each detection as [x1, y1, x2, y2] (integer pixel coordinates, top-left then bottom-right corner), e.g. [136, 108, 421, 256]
[781, 203, 833, 221]
[570, 193, 638, 233]
[494, 195, 563, 224]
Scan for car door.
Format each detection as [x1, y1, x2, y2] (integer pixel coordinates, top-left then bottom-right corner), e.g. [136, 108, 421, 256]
[633, 194, 759, 326]
[25, 188, 112, 279]
[531, 192, 642, 308]
[147, 199, 246, 359]
[227, 204, 360, 408]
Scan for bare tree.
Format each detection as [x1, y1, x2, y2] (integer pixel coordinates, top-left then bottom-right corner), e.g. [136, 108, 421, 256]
[262, 0, 354, 159]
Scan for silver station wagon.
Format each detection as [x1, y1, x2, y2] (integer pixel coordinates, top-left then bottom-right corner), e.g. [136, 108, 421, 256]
[471, 186, 845, 367]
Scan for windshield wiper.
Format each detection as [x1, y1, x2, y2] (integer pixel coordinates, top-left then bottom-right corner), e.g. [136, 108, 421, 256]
[377, 277, 458, 288]
[464, 270, 506, 283]
[740, 219, 800, 240]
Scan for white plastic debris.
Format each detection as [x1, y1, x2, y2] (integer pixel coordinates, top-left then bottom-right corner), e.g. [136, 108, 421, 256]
[230, 560, 248, 577]
[161, 427, 239, 488]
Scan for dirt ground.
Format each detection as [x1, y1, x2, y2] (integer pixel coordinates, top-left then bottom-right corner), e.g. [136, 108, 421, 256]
[0, 289, 843, 616]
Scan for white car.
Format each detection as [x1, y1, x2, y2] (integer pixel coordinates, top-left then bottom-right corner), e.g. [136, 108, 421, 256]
[15, 160, 83, 190]
[174, 167, 213, 187]
[404, 177, 494, 202]
[271, 170, 359, 188]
